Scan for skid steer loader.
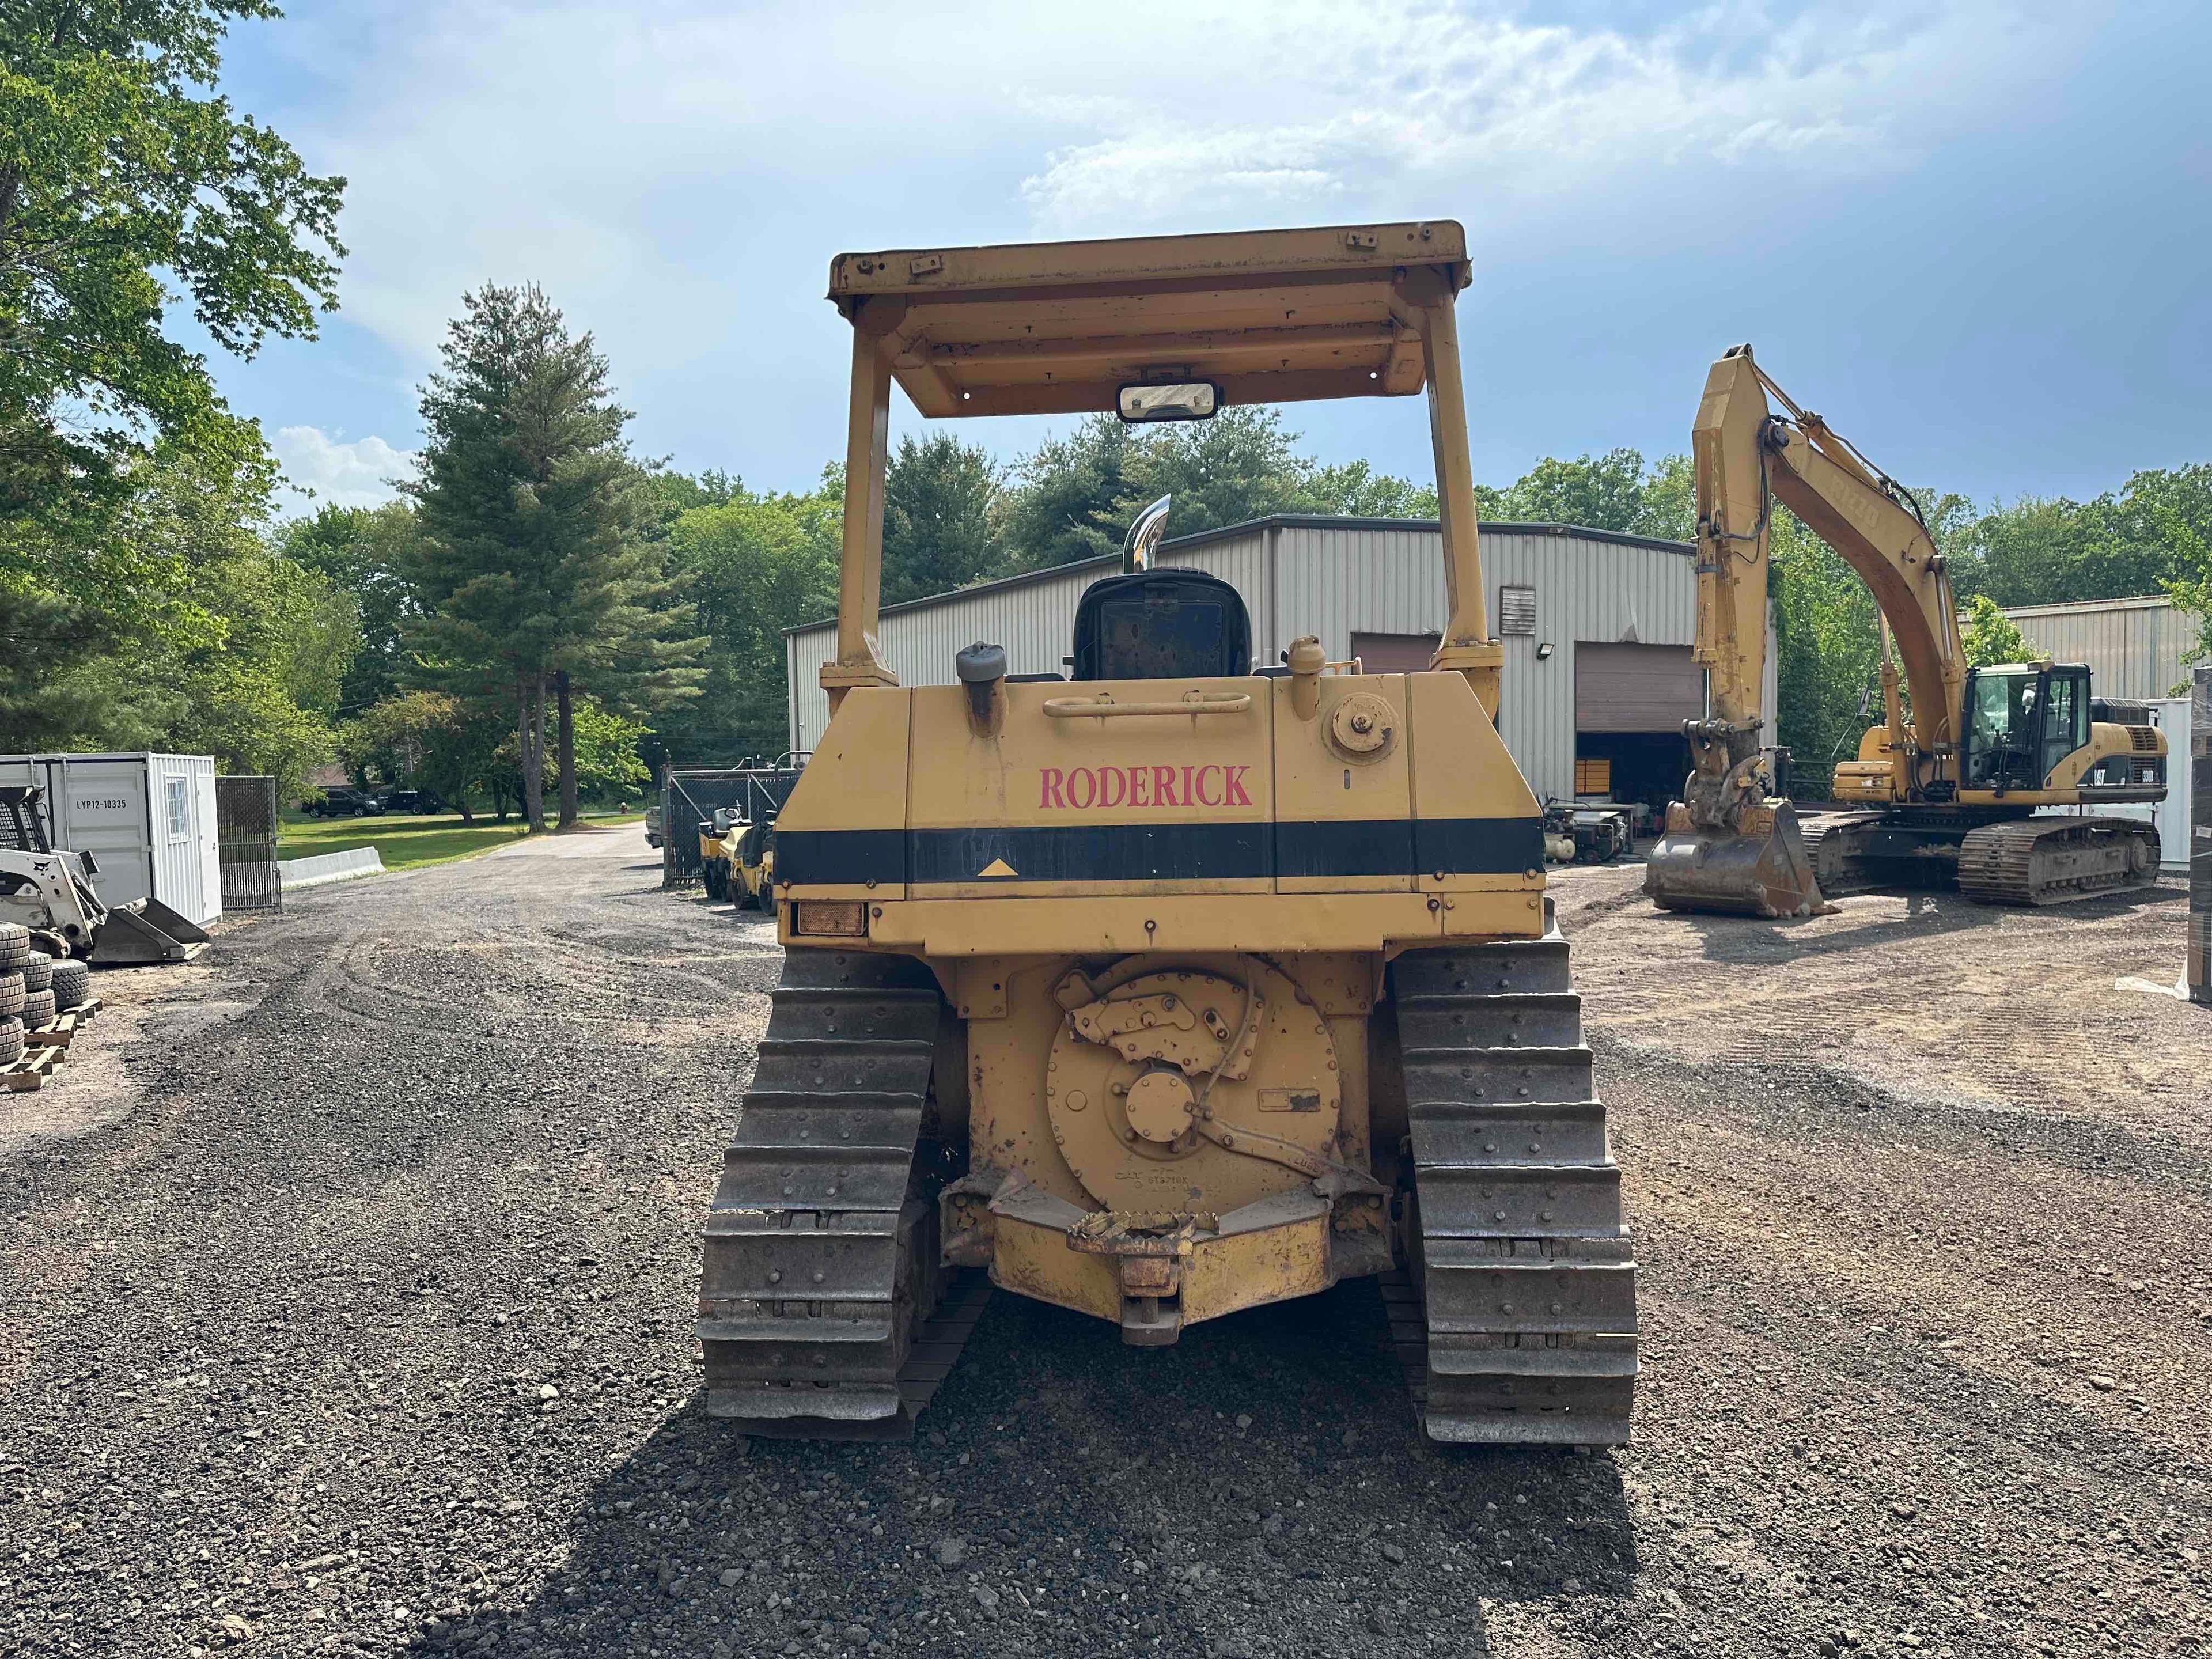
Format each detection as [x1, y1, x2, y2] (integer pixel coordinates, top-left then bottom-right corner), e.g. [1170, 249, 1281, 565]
[696, 224, 1637, 1446]
[0, 786, 211, 964]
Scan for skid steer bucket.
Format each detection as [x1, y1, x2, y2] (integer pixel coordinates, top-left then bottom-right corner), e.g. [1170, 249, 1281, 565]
[89, 897, 211, 966]
[1643, 798, 1832, 919]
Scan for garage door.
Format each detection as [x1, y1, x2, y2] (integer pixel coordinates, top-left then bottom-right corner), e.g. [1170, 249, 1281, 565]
[1575, 642, 1704, 732]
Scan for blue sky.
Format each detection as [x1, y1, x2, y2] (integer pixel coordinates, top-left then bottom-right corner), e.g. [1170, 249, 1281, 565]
[199, 2, 2211, 514]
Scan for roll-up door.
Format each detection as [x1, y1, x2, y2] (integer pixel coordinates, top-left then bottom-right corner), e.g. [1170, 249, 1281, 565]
[1574, 642, 1703, 732]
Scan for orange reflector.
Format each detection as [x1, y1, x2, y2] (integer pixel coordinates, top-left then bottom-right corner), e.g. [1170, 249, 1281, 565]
[794, 900, 868, 937]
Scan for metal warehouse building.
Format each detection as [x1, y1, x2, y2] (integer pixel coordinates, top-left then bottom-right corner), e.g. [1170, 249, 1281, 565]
[2002, 594, 2196, 702]
[786, 516, 1778, 813]
[2002, 594, 2199, 872]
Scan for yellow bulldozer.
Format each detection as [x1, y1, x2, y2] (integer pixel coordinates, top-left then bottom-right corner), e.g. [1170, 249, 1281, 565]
[695, 222, 1637, 1448]
[1645, 345, 2167, 918]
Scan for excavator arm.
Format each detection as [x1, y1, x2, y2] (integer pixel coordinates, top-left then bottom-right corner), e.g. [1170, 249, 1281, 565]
[1646, 345, 1966, 918]
[1691, 347, 1967, 747]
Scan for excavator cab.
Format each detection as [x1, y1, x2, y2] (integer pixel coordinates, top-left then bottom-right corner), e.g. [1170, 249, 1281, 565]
[1963, 662, 2088, 793]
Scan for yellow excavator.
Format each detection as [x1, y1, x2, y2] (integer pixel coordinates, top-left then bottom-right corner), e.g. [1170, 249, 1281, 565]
[1645, 346, 2168, 917]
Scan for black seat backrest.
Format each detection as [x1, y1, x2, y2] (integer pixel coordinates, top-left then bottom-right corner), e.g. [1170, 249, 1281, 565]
[1071, 570, 1252, 682]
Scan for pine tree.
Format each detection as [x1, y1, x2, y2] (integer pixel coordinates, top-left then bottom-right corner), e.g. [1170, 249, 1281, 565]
[404, 285, 700, 829]
[882, 433, 1005, 604]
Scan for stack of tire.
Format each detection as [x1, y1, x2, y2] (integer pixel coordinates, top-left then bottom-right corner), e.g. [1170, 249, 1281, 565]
[0, 923, 26, 1069]
[0, 925, 89, 1069]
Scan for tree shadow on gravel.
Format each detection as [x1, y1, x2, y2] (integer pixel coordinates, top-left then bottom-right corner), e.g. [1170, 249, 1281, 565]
[407, 1281, 1637, 1659]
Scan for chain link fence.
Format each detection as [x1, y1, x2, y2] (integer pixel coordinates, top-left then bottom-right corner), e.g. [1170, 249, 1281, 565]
[661, 767, 805, 888]
[215, 775, 282, 911]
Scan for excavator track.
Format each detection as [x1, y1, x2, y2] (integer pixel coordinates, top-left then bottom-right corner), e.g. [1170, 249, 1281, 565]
[696, 949, 988, 1438]
[1383, 933, 1637, 1446]
[1956, 817, 2161, 907]
[1798, 811, 1888, 899]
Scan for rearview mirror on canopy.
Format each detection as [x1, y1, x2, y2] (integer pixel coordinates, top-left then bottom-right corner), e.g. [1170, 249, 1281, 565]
[1117, 381, 1219, 423]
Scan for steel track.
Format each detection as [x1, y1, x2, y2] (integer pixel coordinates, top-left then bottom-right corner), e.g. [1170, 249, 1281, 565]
[696, 949, 988, 1438]
[1956, 817, 2162, 907]
[1386, 935, 1638, 1445]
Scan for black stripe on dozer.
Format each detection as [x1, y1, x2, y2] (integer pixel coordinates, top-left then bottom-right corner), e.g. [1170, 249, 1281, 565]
[1384, 935, 1639, 1445]
[777, 816, 1546, 885]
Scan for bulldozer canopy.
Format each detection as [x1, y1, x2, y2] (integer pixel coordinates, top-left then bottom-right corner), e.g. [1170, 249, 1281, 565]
[827, 222, 1470, 419]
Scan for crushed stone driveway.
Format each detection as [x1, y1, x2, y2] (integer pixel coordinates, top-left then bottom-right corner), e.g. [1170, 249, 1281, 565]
[3, 832, 2205, 1658]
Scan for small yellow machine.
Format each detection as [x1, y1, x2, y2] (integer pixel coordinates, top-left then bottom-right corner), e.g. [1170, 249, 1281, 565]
[699, 816, 772, 908]
[724, 820, 772, 909]
[698, 816, 737, 903]
[695, 763, 805, 908]
[696, 224, 1637, 1446]
[1645, 346, 2166, 916]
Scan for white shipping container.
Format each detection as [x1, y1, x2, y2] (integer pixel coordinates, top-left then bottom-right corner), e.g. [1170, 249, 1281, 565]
[0, 752, 223, 925]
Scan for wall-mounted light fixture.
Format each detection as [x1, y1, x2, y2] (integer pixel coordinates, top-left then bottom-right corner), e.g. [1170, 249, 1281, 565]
[1535, 641, 1555, 661]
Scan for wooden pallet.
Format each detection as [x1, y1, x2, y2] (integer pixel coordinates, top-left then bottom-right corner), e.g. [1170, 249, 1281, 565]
[24, 1013, 78, 1048]
[23, 999, 100, 1049]
[1, 1044, 64, 1093]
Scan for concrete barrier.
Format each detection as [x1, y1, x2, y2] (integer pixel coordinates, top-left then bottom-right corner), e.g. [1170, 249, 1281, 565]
[277, 847, 387, 890]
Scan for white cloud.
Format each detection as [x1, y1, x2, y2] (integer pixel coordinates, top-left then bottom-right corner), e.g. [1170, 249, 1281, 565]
[271, 426, 415, 510]
[1010, 5, 2053, 234]
[287, 3, 2088, 341]
[248, 0, 2107, 484]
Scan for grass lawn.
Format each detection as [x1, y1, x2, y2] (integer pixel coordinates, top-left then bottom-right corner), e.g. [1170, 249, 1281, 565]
[278, 810, 646, 873]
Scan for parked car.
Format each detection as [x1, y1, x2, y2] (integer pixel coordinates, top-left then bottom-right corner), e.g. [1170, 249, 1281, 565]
[644, 801, 664, 847]
[370, 788, 448, 816]
[301, 785, 383, 818]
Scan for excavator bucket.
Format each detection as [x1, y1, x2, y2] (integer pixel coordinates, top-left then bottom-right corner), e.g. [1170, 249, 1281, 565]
[1643, 798, 1832, 919]
[88, 897, 211, 966]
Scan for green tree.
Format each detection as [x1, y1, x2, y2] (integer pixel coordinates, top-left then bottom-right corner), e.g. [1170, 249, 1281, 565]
[1495, 449, 1650, 532]
[165, 547, 358, 793]
[338, 691, 503, 819]
[645, 465, 744, 520]
[1960, 593, 2033, 668]
[1002, 416, 1141, 570]
[658, 479, 841, 763]
[0, 434, 357, 792]
[563, 697, 651, 801]
[1, 1, 350, 781]
[1000, 408, 1434, 572]
[406, 283, 702, 830]
[1631, 452, 1696, 541]
[882, 432, 1004, 605]
[1300, 458, 1436, 518]
[278, 501, 423, 713]
[0, 0, 342, 507]
[1123, 407, 1318, 533]
[1765, 507, 1884, 796]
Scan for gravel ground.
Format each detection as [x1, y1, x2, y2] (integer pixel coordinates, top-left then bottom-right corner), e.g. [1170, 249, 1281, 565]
[3, 833, 2207, 1658]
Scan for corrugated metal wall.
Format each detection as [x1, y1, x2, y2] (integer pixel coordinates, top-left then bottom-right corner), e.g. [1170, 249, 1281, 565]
[786, 518, 1779, 804]
[2003, 596, 2195, 702]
